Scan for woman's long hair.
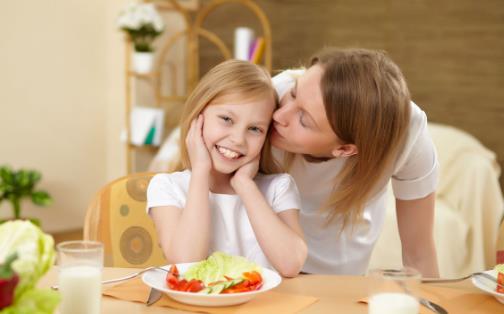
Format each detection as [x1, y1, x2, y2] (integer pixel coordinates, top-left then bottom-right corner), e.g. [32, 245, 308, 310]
[170, 59, 280, 174]
[311, 48, 411, 229]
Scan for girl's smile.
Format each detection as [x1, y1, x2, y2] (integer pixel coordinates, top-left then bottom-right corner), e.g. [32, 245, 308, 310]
[202, 93, 275, 176]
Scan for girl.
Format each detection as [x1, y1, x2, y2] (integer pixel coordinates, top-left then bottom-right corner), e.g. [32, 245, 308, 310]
[271, 48, 439, 277]
[147, 60, 307, 277]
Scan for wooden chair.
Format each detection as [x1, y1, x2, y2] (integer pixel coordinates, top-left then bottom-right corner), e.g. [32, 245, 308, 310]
[84, 172, 167, 267]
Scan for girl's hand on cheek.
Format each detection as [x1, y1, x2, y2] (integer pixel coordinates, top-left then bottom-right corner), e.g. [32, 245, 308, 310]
[186, 115, 212, 173]
[230, 155, 260, 189]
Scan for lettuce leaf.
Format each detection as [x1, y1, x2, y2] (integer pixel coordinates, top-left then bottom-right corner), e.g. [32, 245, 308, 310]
[0, 288, 59, 314]
[184, 252, 261, 285]
[0, 221, 60, 313]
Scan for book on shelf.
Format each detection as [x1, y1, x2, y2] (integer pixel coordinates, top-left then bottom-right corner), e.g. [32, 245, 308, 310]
[130, 106, 165, 146]
[249, 37, 265, 64]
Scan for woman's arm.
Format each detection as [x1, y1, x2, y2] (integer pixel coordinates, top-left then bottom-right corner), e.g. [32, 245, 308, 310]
[396, 192, 439, 278]
[232, 173, 307, 277]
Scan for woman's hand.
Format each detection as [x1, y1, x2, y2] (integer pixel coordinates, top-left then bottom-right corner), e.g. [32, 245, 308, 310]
[230, 155, 260, 190]
[186, 115, 211, 173]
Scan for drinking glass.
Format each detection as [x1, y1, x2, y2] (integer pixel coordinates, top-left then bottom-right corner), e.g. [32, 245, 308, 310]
[57, 240, 104, 314]
[368, 267, 421, 314]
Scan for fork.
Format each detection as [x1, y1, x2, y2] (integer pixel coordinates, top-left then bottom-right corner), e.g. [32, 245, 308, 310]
[422, 272, 504, 289]
[51, 266, 169, 290]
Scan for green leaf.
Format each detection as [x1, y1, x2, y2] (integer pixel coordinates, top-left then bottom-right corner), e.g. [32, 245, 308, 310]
[31, 191, 52, 206]
[0, 166, 14, 184]
[27, 171, 41, 185]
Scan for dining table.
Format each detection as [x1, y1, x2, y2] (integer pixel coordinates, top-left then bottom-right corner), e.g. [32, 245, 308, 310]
[39, 266, 503, 313]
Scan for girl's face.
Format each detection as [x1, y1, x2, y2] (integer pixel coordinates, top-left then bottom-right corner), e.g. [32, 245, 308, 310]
[271, 65, 341, 158]
[202, 93, 275, 174]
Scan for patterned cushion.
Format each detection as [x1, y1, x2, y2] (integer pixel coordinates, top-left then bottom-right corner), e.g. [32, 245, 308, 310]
[84, 173, 166, 267]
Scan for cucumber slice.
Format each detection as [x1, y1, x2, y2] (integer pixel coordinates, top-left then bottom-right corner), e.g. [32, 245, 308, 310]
[199, 287, 212, 294]
[210, 284, 225, 294]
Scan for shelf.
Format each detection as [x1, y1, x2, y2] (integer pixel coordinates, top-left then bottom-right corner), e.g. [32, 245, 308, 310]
[128, 144, 160, 152]
[125, 0, 272, 174]
[127, 71, 160, 80]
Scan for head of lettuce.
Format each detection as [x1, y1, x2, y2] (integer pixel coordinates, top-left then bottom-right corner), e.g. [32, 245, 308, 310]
[0, 220, 60, 313]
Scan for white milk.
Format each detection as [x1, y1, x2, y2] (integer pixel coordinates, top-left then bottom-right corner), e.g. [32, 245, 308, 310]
[368, 292, 419, 314]
[59, 265, 102, 314]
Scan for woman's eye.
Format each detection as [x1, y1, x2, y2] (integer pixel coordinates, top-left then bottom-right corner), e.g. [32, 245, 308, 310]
[290, 88, 296, 99]
[219, 115, 232, 123]
[299, 111, 307, 128]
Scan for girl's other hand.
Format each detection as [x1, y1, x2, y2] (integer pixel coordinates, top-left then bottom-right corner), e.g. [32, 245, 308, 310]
[231, 155, 259, 189]
[186, 115, 211, 173]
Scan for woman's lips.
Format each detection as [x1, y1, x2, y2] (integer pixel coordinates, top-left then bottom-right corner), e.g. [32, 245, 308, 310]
[271, 125, 284, 139]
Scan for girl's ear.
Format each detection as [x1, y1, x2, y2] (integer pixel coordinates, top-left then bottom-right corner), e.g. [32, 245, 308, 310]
[331, 144, 358, 158]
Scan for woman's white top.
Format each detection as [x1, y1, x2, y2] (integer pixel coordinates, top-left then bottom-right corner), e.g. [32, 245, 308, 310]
[272, 70, 439, 274]
[146, 170, 301, 269]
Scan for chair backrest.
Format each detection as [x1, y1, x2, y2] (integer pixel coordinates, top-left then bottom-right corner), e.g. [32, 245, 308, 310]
[84, 172, 167, 267]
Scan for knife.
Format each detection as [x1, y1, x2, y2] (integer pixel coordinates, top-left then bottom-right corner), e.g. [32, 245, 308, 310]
[419, 297, 448, 314]
[146, 288, 162, 306]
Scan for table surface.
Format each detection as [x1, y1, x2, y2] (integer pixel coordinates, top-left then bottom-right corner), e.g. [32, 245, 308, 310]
[39, 267, 502, 313]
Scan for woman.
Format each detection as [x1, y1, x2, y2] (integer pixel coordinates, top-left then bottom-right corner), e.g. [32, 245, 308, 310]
[270, 47, 439, 277]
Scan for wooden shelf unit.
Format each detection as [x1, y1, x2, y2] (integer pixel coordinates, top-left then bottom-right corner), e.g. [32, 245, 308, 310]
[124, 0, 272, 174]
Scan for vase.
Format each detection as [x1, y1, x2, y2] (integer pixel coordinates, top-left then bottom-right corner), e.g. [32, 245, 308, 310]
[132, 52, 154, 74]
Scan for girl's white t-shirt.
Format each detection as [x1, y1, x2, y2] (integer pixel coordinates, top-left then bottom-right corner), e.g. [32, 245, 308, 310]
[146, 170, 301, 269]
[272, 70, 439, 274]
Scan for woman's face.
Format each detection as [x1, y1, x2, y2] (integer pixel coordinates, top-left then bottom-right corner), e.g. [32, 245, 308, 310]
[271, 65, 341, 157]
[202, 93, 275, 174]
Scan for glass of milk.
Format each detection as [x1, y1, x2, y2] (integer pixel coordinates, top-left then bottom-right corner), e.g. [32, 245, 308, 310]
[367, 268, 421, 314]
[57, 241, 103, 314]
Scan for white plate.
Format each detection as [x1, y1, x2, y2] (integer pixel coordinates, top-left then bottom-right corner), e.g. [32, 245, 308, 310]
[471, 269, 504, 304]
[142, 262, 282, 307]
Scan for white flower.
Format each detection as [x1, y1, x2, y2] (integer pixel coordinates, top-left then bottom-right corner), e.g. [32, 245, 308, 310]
[117, 2, 164, 31]
[117, 1, 165, 52]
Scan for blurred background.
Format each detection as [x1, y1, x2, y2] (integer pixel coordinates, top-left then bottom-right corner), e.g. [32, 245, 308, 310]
[1, 0, 503, 240]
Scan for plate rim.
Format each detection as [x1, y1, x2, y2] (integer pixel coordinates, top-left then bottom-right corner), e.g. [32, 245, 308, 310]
[471, 269, 503, 298]
[141, 262, 282, 298]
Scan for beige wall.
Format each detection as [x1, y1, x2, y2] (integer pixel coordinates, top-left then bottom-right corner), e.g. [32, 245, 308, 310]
[0, 0, 126, 232]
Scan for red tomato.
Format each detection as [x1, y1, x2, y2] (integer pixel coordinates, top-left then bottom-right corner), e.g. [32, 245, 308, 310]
[169, 265, 179, 277]
[497, 273, 504, 293]
[243, 271, 262, 285]
[166, 273, 179, 290]
[186, 279, 204, 292]
[176, 279, 189, 291]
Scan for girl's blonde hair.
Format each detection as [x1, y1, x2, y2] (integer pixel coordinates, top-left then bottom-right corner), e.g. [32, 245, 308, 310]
[310, 48, 411, 229]
[172, 59, 280, 174]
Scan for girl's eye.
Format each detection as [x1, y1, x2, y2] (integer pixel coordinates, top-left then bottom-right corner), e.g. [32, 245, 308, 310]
[249, 126, 263, 134]
[219, 115, 232, 124]
[290, 88, 296, 99]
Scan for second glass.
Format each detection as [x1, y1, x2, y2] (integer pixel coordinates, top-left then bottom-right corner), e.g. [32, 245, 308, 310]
[368, 267, 421, 314]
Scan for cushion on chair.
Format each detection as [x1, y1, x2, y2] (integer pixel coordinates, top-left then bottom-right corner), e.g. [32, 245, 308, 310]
[84, 173, 167, 267]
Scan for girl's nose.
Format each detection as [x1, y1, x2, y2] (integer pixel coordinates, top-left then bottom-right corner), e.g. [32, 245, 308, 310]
[229, 129, 246, 146]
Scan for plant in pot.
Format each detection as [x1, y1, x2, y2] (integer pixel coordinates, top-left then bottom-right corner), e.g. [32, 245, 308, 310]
[117, 2, 165, 74]
[0, 165, 53, 226]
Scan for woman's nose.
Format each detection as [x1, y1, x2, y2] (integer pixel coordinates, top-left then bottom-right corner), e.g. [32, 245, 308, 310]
[273, 100, 292, 127]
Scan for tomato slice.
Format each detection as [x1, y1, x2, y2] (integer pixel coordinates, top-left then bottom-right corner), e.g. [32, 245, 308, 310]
[186, 279, 204, 292]
[243, 271, 262, 285]
[166, 273, 179, 290]
[169, 265, 179, 277]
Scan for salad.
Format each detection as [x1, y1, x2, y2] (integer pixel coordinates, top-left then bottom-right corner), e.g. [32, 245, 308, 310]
[165, 252, 263, 294]
[495, 264, 504, 293]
